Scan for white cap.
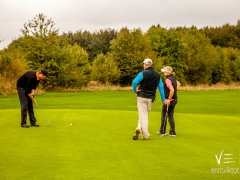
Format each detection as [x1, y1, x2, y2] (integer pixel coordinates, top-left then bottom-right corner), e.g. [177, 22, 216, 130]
[161, 66, 172, 74]
[143, 58, 152, 65]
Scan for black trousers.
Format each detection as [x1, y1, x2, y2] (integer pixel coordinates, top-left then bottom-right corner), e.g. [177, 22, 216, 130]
[159, 99, 178, 135]
[17, 87, 37, 126]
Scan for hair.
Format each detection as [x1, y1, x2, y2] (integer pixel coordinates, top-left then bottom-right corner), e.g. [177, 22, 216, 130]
[164, 66, 175, 76]
[39, 69, 48, 76]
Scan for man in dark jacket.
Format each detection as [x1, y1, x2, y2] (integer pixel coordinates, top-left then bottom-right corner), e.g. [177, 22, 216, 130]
[132, 58, 166, 140]
[17, 69, 48, 128]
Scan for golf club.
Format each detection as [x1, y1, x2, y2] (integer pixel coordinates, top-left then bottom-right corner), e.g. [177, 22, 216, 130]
[36, 104, 50, 125]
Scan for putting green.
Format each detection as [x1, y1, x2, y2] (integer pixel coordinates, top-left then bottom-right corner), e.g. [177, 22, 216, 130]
[0, 90, 239, 179]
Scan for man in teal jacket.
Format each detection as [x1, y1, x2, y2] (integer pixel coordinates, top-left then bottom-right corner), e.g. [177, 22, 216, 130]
[132, 58, 165, 140]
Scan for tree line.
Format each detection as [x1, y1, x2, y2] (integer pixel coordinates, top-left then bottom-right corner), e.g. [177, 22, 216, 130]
[0, 14, 240, 95]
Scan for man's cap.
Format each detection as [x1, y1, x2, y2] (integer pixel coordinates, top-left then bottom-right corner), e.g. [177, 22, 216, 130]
[143, 58, 152, 65]
[40, 69, 48, 77]
[161, 66, 173, 74]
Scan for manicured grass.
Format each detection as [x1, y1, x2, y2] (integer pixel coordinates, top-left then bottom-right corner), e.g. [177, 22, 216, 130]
[0, 90, 239, 179]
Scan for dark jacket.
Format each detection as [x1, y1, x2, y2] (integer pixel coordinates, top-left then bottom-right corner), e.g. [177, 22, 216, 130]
[164, 75, 178, 99]
[17, 71, 40, 94]
[138, 67, 160, 99]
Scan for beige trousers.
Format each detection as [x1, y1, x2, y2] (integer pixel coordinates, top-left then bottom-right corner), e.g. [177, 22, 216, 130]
[136, 97, 153, 138]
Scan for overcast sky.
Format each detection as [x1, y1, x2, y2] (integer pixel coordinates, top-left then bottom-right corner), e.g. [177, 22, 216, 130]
[0, 0, 239, 49]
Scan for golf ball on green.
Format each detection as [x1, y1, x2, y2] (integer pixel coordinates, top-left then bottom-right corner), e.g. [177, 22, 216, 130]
[70, 123, 72, 126]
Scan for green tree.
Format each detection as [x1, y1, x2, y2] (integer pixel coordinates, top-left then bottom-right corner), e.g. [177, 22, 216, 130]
[211, 47, 232, 83]
[62, 28, 117, 62]
[89, 29, 118, 62]
[11, 14, 73, 88]
[214, 47, 240, 83]
[8, 34, 68, 88]
[200, 20, 240, 49]
[91, 54, 120, 84]
[7, 14, 92, 89]
[147, 26, 220, 85]
[109, 27, 156, 85]
[147, 26, 188, 84]
[20, 13, 59, 37]
[234, 20, 240, 49]
[178, 27, 217, 85]
[147, 25, 168, 58]
[235, 56, 240, 81]
[58, 44, 91, 88]
[0, 47, 27, 95]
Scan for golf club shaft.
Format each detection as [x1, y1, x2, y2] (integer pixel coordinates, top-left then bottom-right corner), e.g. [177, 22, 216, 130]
[163, 104, 169, 133]
[36, 104, 48, 123]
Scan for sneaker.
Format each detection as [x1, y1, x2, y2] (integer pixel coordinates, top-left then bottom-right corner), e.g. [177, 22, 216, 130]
[133, 129, 141, 140]
[166, 132, 176, 138]
[21, 124, 30, 128]
[31, 123, 40, 127]
[157, 131, 166, 137]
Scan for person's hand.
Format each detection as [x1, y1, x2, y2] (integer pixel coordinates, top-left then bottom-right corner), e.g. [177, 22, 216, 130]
[164, 99, 170, 106]
[135, 89, 141, 95]
[28, 93, 37, 105]
[32, 98, 37, 105]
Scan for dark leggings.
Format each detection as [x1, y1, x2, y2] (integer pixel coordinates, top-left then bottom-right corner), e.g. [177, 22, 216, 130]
[159, 99, 178, 135]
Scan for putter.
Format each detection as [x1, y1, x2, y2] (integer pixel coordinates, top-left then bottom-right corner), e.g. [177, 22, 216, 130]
[36, 104, 50, 125]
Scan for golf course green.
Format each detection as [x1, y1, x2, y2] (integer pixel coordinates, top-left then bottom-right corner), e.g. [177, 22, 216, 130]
[0, 90, 239, 179]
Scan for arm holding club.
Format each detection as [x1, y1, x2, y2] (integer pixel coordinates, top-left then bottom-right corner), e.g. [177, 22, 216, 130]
[28, 92, 37, 105]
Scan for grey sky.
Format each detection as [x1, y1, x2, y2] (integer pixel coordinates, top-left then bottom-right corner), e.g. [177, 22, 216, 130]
[0, 0, 239, 49]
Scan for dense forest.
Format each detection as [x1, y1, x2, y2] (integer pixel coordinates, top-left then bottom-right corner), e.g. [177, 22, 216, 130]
[0, 14, 240, 95]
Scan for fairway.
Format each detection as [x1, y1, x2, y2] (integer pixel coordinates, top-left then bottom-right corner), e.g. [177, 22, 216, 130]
[0, 90, 240, 180]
